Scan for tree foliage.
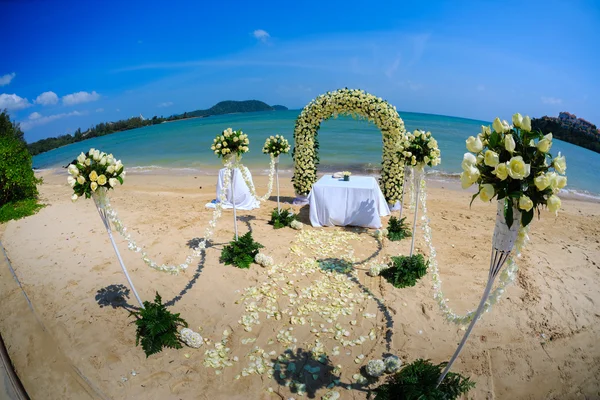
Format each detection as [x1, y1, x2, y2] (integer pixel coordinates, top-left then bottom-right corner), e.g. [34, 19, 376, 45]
[0, 110, 40, 207]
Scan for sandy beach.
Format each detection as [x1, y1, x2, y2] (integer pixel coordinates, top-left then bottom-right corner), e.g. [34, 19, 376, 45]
[1, 168, 599, 400]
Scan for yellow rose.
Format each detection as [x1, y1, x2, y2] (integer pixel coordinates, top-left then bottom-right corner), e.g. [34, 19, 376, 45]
[553, 152, 566, 174]
[537, 133, 553, 153]
[484, 150, 500, 167]
[512, 113, 523, 128]
[492, 117, 504, 133]
[534, 174, 550, 190]
[493, 163, 509, 180]
[507, 156, 530, 180]
[554, 175, 567, 190]
[97, 174, 107, 186]
[518, 195, 534, 212]
[89, 170, 98, 182]
[71, 193, 78, 202]
[466, 136, 483, 153]
[504, 134, 516, 153]
[547, 195, 561, 215]
[77, 175, 85, 184]
[479, 184, 495, 202]
[91, 181, 98, 191]
[521, 116, 532, 131]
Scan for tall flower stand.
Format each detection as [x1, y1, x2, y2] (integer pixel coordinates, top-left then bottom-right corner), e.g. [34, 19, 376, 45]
[92, 188, 144, 309]
[437, 198, 520, 385]
[399, 165, 412, 220]
[409, 165, 424, 256]
[225, 155, 239, 240]
[275, 155, 281, 213]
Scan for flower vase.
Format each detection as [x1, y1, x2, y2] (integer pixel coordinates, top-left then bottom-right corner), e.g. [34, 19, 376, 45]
[437, 198, 520, 385]
[343, 176, 350, 181]
[92, 187, 145, 309]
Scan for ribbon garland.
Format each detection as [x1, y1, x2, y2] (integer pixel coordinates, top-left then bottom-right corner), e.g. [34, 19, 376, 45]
[234, 154, 277, 203]
[419, 177, 530, 325]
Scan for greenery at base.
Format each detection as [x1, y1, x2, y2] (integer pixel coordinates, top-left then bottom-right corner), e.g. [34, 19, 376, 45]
[0, 199, 44, 223]
[371, 359, 475, 400]
[130, 292, 188, 358]
[269, 208, 298, 229]
[381, 254, 428, 288]
[386, 216, 411, 241]
[220, 231, 264, 269]
[0, 110, 42, 221]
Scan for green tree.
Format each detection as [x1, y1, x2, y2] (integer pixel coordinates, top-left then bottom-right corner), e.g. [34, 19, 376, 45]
[0, 109, 40, 208]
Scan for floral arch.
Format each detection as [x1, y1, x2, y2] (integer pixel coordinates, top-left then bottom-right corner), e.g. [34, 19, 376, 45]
[292, 88, 406, 203]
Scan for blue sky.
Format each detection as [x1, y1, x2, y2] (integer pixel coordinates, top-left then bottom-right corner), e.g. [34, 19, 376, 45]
[2, 0, 599, 142]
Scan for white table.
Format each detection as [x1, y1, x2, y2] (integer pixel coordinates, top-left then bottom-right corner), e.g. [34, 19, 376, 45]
[205, 167, 260, 210]
[308, 175, 390, 228]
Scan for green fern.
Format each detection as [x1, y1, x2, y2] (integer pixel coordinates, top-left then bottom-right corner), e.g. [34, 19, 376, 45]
[387, 216, 411, 241]
[371, 359, 475, 400]
[268, 208, 298, 229]
[130, 292, 188, 357]
[220, 231, 264, 269]
[380, 254, 428, 288]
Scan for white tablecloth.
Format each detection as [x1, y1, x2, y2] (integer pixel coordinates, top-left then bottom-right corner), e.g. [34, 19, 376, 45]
[205, 167, 260, 210]
[308, 175, 390, 228]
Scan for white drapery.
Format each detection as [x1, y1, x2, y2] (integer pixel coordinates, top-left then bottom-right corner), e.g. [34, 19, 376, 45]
[205, 167, 260, 210]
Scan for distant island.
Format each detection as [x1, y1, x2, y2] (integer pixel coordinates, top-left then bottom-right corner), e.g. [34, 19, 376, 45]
[532, 112, 600, 154]
[27, 100, 287, 156]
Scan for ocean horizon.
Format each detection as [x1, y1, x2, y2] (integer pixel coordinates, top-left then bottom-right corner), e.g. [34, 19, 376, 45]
[32, 109, 600, 199]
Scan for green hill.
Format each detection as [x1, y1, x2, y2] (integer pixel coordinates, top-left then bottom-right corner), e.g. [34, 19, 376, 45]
[180, 100, 287, 118]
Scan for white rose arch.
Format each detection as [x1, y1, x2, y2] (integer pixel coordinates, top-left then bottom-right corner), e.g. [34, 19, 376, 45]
[292, 88, 406, 203]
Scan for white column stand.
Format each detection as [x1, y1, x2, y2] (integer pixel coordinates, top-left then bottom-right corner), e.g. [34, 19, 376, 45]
[231, 166, 239, 240]
[409, 166, 422, 257]
[275, 155, 281, 213]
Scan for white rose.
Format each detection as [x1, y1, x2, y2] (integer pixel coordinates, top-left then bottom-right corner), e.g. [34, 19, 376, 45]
[504, 134, 516, 153]
[553, 152, 566, 174]
[100, 157, 107, 166]
[492, 117, 504, 133]
[115, 161, 123, 172]
[547, 195, 561, 215]
[534, 173, 550, 190]
[484, 150, 500, 167]
[554, 175, 567, 190]
[97, 174, 107, 186]
[67, 176, 76, 187]
[537, 133, 553, 153]
[89, 148, 95, 155]
[109, 178, 118, 187]
[479, 183, 495, 202]
[77, 152, 86, 164]
[518, 195, 534, 212]
[67, 164, 79, 176]
[512, 113, 523, 128]
[466, 136, 483, 153]
[502, 120, 511, 132]
[476, 154, 484, 165]
[84, 158, 91, 166]
[461, 153, 477, 170]
[481, 125, 491, 135]
[91, 181, 98, 191]
[522, 116, 532, 131]
[93, 150, 100, 161]
[77, 175, 85, 184]
[507, 156, 530, 180]
[71, 193, 78, 202]
[107, 165, 115, 174]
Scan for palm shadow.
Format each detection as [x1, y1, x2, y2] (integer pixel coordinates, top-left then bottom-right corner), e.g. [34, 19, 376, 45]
[95, 284, 140, 312]
[317, 258, 394, 350]
[271, 348, 359, 398]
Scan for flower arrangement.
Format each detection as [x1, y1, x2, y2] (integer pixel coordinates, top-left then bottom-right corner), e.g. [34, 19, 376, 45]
[342, 171, 351, 181]
[290, 220, 303, 230]
[180, 328, 203, 348]
[211, 128, 249, 160]
[366, 359, 386, 377]
[461, 113, 567, 227]
[262, 134, 291, 157]
[292, 88, 406, 203]
[398, 130, 441, 167]
[254, 252, 274, 268]
[67, 148, 124, 201]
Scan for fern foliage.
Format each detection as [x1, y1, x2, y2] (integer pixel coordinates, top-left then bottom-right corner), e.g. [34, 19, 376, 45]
[387, 216, 411, 241]
[268, 208, 298, 229]
[130, 292, 188, 357]
[381, 254, 428, 288]
[371, 359, 475, 400]
[220, 231, 264, 269]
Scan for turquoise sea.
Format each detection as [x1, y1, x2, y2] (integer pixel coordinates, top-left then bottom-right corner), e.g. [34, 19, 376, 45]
[33, 110, 600, 198]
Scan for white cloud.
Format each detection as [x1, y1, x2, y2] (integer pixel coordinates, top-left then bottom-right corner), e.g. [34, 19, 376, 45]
[20, 110, 86, 130]
[96, 108, 104, 112]
[0, 93, 31, 110]
[253, 29, 270, 43]
[541, 96, 562, 105]
[0, 73, 16, 86]
[34, 91, 59, 105]
[62, 90, 100, 105]
[157, 101, 173, 108]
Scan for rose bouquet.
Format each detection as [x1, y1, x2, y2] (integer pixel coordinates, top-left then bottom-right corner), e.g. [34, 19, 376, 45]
[262, 134, 290, 157]
[211, 128, 249, 159]
[398, 130, 441, 167]
[461, 113, 567, 227]
[67, 148, 124, 201]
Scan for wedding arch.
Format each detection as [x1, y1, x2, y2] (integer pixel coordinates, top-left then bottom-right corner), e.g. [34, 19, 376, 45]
[292, 88, 406, 202]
